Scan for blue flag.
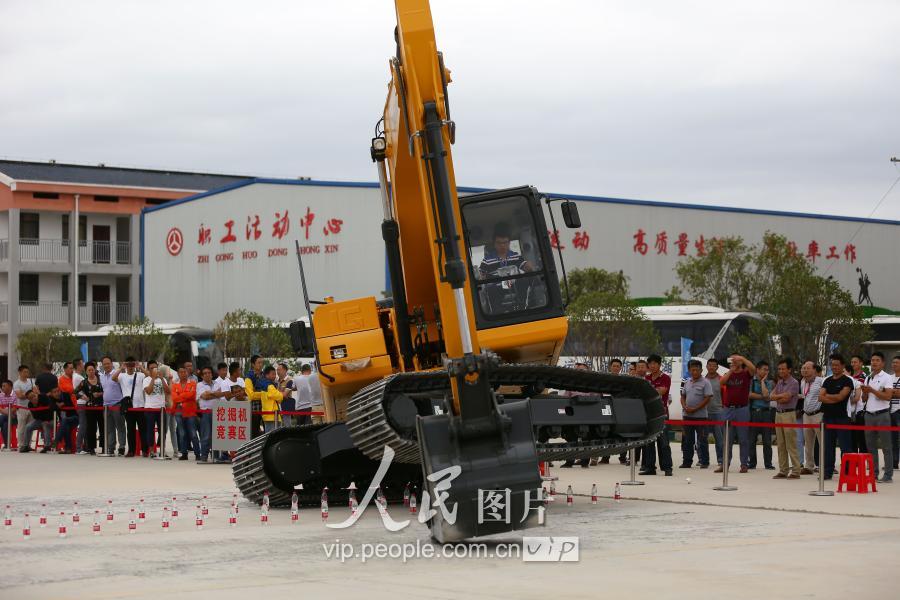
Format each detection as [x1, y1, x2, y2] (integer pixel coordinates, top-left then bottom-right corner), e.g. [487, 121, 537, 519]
[680, 337, 693, 380]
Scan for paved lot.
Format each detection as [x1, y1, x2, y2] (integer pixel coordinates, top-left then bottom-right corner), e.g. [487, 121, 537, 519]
[1, 445, 897, 600]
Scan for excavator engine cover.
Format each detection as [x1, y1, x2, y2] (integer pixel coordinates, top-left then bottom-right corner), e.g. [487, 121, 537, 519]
[416, 399, 542, 543]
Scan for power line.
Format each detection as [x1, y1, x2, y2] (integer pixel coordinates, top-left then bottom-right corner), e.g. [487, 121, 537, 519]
[822, 162, 900, 277]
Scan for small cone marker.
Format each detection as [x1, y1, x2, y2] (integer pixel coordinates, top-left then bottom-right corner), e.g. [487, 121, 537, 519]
[320, 487, 329, 521]
[195, 505, 203, 530]
[4, 504, 12, 529]
[228, 506, 237, 527]
[260, 505, 269, 525]
[614, 482, 621, 503]
[22, 513, 31, 540]
[232, 493, 239, 515]
[72, 501, 80, 526]
[591, 483, 598, 505]
[106, 499, 114, 522]
[201, 496, 209, 517]
[39, 503, 48, 527]
[290, 490, 299, 524]
[408, 490, 417, 514]
[92, 510, 101, 535]
[171, 497, 179, 520]
[549, 480, 557, 498]
[128, 508, 137, 534]
[347, 482, 358, 515]
[58, 512, 67, 538]
[138, 498, 146, 523]
[403, 482, 410, 507]
[161, 507, 170, 532]
[566, 485, 574, 506]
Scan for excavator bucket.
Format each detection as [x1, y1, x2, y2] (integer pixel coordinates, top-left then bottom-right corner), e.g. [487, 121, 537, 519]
[416, 398, 542, 543]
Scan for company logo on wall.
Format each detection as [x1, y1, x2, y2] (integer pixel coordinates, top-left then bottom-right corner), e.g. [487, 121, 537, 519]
[166, 227, 184, 256]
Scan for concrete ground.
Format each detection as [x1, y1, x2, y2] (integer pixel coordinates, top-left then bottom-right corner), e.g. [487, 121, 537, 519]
[1, 444, 898, 600]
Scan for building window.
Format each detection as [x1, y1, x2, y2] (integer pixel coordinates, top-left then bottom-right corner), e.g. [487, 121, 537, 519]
[94, 195, 120, 203]
[62, 274, 69, 303]
[33, 192, 60, 200]
[19, 273, 39, 303]
[20, 212, 40, 239]
[145, 198, 168, 206]
[78, 275, 87, 304]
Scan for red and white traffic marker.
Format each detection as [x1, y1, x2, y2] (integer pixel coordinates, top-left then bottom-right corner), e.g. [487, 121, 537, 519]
[72, 501, 80, 526]
[161, 507, 170, 532]
[321, 487, 329, 521]
[128, 508, 137, 534]
[566, 485, 574, 506]
[228, 507, 237, 527]
[614, 482, 621, 503]
[171, 497, 179, 520]
[290, 490, 299, 524]
[39, 503, 48, 527]
[195, 505, 204, 530]
[4, 504, 12, 529]
[138, 498, 146, 523]
[22, 513, 31, 540]
[403, 482, 411, 507]
[58, 512, 67, 538]
[106, 499, 114, 522]
[591, 483, 598, 505]
[201, 496, 209, 517]
[92, 510, 101, 536]
[409, 490, 417, 515]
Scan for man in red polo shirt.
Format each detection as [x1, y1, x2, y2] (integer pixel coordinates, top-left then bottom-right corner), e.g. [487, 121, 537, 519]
[171, 366, 200, 461]
[639, 354, 673, 476]
[715, 354, 756, 474]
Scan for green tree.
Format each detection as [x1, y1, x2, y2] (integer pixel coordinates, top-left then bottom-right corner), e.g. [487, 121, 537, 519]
[16, 327, 81, 370]
[675, 232, 871, 364]
[101, 317, 174, 363]
[564, 268, 660, 371]
[213, 309, 292, 363]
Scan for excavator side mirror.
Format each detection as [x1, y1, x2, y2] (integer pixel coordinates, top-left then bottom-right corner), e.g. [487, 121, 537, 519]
[561, 200, 581, 229]
[289, 320, 315, 356]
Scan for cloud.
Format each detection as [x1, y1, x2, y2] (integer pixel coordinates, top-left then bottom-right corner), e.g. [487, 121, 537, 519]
[1, 0, 898, 218]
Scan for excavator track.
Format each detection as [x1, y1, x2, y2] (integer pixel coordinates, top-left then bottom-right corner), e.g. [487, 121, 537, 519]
[232, 422, 420, 507]
[346, 364, 666, 464]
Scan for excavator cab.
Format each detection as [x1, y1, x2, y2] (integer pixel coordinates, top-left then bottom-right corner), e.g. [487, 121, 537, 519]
[460, 186, 566, 327]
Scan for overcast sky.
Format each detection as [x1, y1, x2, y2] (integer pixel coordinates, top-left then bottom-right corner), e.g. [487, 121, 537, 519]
[2, 0, 898, 219]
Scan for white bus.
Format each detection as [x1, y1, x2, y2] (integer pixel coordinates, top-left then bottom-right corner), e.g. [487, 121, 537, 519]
[561, 305, 763, 420]
[861, 315, 900, 360]
[73, 324, 222, 370]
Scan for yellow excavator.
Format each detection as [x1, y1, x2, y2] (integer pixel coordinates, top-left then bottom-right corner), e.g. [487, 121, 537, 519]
[233, 0, 664, 542]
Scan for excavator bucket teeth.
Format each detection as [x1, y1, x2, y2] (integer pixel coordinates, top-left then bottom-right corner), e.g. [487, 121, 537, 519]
[416, 399, 542, 543]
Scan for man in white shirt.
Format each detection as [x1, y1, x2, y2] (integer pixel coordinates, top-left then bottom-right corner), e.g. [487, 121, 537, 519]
[862, 352, 894, 483]
[292, 364, 319, 426]
[196, 366, 221, 463]
[799, 361, 824, 475]
[890, 355, 900, 471]
[114, 357, 146, 457]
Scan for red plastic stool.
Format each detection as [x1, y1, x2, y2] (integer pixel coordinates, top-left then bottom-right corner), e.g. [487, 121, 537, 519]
[837, 453, 877, 493]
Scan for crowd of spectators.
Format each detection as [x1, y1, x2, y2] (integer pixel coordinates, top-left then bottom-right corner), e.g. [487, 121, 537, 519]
[0, 355, 322, 461]
[560, 352, 900, 483]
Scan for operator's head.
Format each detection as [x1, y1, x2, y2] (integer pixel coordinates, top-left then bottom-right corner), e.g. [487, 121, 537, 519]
[492, 223, 512, 257]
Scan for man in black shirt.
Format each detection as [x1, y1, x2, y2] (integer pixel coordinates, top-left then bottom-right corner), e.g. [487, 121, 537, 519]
[818, 353, 854, 480]
[22, 364, 59, 453]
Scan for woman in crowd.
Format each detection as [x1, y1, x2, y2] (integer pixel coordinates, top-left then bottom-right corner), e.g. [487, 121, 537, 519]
[77, 362, 104, 455]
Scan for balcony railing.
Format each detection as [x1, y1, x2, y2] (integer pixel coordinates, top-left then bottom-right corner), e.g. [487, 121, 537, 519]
[18, 301, 70, 325]
[115, 241, 131, 264]
[116, 301, 132, 323]
[18, 238, 71, 263]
